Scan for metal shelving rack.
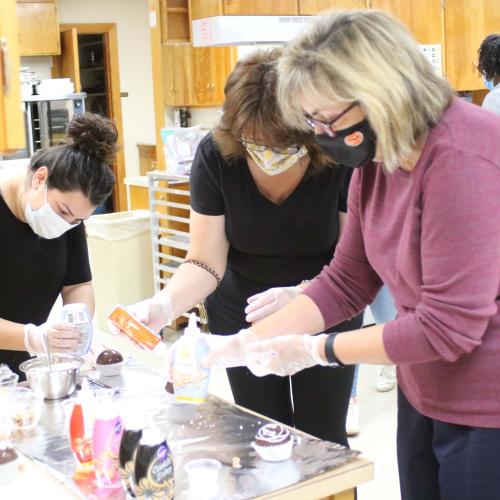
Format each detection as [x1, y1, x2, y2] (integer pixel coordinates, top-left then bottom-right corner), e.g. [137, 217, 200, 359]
[147, 171, 206, 326]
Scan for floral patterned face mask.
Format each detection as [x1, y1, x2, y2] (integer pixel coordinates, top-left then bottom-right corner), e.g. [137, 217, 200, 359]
[243, 140, 308, 176]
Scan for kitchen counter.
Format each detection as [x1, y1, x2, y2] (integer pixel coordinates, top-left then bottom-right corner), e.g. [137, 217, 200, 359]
[10, 357, 373, 499]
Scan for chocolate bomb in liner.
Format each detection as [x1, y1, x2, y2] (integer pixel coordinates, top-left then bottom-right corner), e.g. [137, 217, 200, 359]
[132, 427, 174, 499]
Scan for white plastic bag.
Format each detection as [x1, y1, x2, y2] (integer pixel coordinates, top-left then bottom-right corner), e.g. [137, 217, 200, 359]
[160, 125, 203, 175]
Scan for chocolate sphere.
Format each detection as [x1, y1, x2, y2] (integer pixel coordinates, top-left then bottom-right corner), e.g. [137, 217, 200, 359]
[96, 349, 123, 365]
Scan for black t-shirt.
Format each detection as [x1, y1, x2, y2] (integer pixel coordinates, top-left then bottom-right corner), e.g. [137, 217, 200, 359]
[0, 194, 92, 374]
[191, 134, 356, 335]
[191, 134, 351, 285]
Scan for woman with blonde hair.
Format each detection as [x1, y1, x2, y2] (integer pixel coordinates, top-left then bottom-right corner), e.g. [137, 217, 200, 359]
[117, 48, 363, 446]
[202, 10, 500, 499]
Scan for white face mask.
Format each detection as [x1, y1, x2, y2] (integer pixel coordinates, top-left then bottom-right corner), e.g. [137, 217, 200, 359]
[24, 185, 77, 239]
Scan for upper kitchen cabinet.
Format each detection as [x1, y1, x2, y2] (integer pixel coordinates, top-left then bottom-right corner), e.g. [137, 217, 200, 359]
[299, 0, 366, 15]
[16, 0, 60, 56]
[0, 0, 25, 153]
[160, 0, 190, 42]
[190, 0, 299, 19]
[162, 43, 236, 107]
[444, 0, 500, 91]
[370, 0, 443, 45]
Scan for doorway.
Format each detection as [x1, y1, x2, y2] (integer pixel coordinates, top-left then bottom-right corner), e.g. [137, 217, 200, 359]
[52, 23, 126, 212]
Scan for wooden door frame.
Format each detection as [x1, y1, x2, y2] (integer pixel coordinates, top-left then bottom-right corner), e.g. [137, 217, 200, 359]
[60, 23, 127, 211]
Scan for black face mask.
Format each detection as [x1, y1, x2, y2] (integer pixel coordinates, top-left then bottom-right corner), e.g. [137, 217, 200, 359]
[315, 119, 377, 168]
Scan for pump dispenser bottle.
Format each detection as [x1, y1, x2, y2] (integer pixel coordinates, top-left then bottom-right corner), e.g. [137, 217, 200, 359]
[172, 314, 210, 404]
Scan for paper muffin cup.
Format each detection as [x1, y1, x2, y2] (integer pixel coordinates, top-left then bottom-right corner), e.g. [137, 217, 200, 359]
[252, 423, 297, 462]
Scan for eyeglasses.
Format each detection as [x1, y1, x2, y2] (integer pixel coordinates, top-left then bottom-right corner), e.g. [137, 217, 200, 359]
[304, 102, 357, 137]
[240, 139, 302, 155]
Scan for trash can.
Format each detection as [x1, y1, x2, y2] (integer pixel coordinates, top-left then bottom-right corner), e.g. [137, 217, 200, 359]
[85, 210, 154, 332]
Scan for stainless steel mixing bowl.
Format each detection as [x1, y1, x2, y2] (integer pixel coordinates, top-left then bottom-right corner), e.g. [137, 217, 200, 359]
[19, 354, 84, 400]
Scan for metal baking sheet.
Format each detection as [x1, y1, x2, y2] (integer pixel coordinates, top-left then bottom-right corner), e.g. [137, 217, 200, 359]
[13, 361, 359, 499]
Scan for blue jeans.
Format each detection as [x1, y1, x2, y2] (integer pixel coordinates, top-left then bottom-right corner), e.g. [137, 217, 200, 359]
[351, 285, 397, 397]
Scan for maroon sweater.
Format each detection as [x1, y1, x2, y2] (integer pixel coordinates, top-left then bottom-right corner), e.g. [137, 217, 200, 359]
[304, 98, 500, 427]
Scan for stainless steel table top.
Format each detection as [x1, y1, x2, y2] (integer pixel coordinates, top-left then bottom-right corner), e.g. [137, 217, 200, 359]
[13, 361, 359, 499]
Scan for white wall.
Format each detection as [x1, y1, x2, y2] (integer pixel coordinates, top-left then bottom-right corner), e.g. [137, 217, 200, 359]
[57, 0, 156, 177]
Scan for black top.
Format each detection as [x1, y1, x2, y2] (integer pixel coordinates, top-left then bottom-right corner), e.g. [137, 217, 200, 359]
[190, 134, 351, 285]
[0, 194, 92, 375]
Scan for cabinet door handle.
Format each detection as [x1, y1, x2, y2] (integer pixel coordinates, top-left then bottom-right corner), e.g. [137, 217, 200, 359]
[207, 82, 215, 91]
[0, 37, 11, 97]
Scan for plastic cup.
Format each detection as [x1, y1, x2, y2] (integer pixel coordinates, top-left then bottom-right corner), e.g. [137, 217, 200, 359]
[184, 458, 221, 499]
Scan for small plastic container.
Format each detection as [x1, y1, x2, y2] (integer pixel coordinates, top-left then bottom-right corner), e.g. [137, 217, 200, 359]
[8, 387, 43, 431]
[0, 365, 18, 390]
[184, 458, 221, 499]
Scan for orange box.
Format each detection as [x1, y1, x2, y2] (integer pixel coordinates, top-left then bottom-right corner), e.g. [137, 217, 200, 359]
[108, 305, 162, 351]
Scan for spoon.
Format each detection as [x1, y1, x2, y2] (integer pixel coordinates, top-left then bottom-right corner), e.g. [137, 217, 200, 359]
[41, 331, 53, 372]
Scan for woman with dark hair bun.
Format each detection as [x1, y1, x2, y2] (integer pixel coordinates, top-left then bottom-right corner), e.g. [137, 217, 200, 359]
[0, 112, 117, 376]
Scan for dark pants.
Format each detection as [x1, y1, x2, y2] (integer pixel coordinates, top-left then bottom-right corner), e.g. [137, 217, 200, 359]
[206, 267, 362, 446]
[397, 388, 500, 500]
[226, 362, 355, 446]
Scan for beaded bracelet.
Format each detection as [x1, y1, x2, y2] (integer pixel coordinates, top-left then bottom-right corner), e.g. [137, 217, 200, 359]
[183, 259, 222, 286]
[325, 333, 345, 367]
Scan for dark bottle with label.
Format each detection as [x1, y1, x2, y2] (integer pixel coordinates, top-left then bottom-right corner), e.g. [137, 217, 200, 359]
[132, 427, 174, 500]
[119, 417, 144, 497]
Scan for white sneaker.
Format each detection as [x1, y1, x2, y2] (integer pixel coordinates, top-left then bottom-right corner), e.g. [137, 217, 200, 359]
[346, 397, 360, 436]
[376, 365, 397, 392]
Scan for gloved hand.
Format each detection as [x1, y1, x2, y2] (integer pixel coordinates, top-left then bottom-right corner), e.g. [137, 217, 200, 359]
[109, 291, 173, 335]
[245, 333, 329, 377]
[202, 329, 260, 369]
[24, 322, 82, 356]
[245, 287, 302, 323]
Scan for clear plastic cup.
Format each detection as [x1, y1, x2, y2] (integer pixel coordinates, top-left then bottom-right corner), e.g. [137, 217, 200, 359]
[0, 364, 18, 390]
[184, 458, 221, 499]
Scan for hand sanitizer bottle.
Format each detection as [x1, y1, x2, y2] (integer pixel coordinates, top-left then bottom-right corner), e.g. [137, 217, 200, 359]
[172, 314, 210, 405]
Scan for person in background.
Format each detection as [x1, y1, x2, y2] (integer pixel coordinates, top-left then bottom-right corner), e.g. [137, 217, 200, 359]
[478, 33, 500, 114]
[347, 285, 397, 436]
[198, 11, 500, 499]
[117, 49, 363, 446]
[0, 113, 117, 377]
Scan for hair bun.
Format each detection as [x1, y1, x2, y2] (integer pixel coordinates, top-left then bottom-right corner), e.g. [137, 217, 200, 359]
[67, 112, 119, 165]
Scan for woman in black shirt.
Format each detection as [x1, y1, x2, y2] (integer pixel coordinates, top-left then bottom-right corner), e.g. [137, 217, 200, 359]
[122, 49, 363, 445]
[0, 113, 117, 376]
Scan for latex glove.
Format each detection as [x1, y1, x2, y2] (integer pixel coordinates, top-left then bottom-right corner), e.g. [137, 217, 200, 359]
[245, 286, 302, 323]
[108, 291, 173, 335]
[24, 321, 81, 356]
[245, 334, 329, 377]
[202, 329, 260, 369]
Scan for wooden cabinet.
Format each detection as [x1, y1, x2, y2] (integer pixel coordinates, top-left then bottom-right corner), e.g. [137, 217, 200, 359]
[190, 0, 299, 18]
[299, 0, 365, 15]
[0, 0, 25, 153]
[444, 0, 500, 91]
[51, 28, 81, 92]
[162, 43, 234, 107]
[138, 144, 157, 176]
[16, 1, 60, 56]
[160, 0, 190, 42]
[370, 1, 443, 45]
